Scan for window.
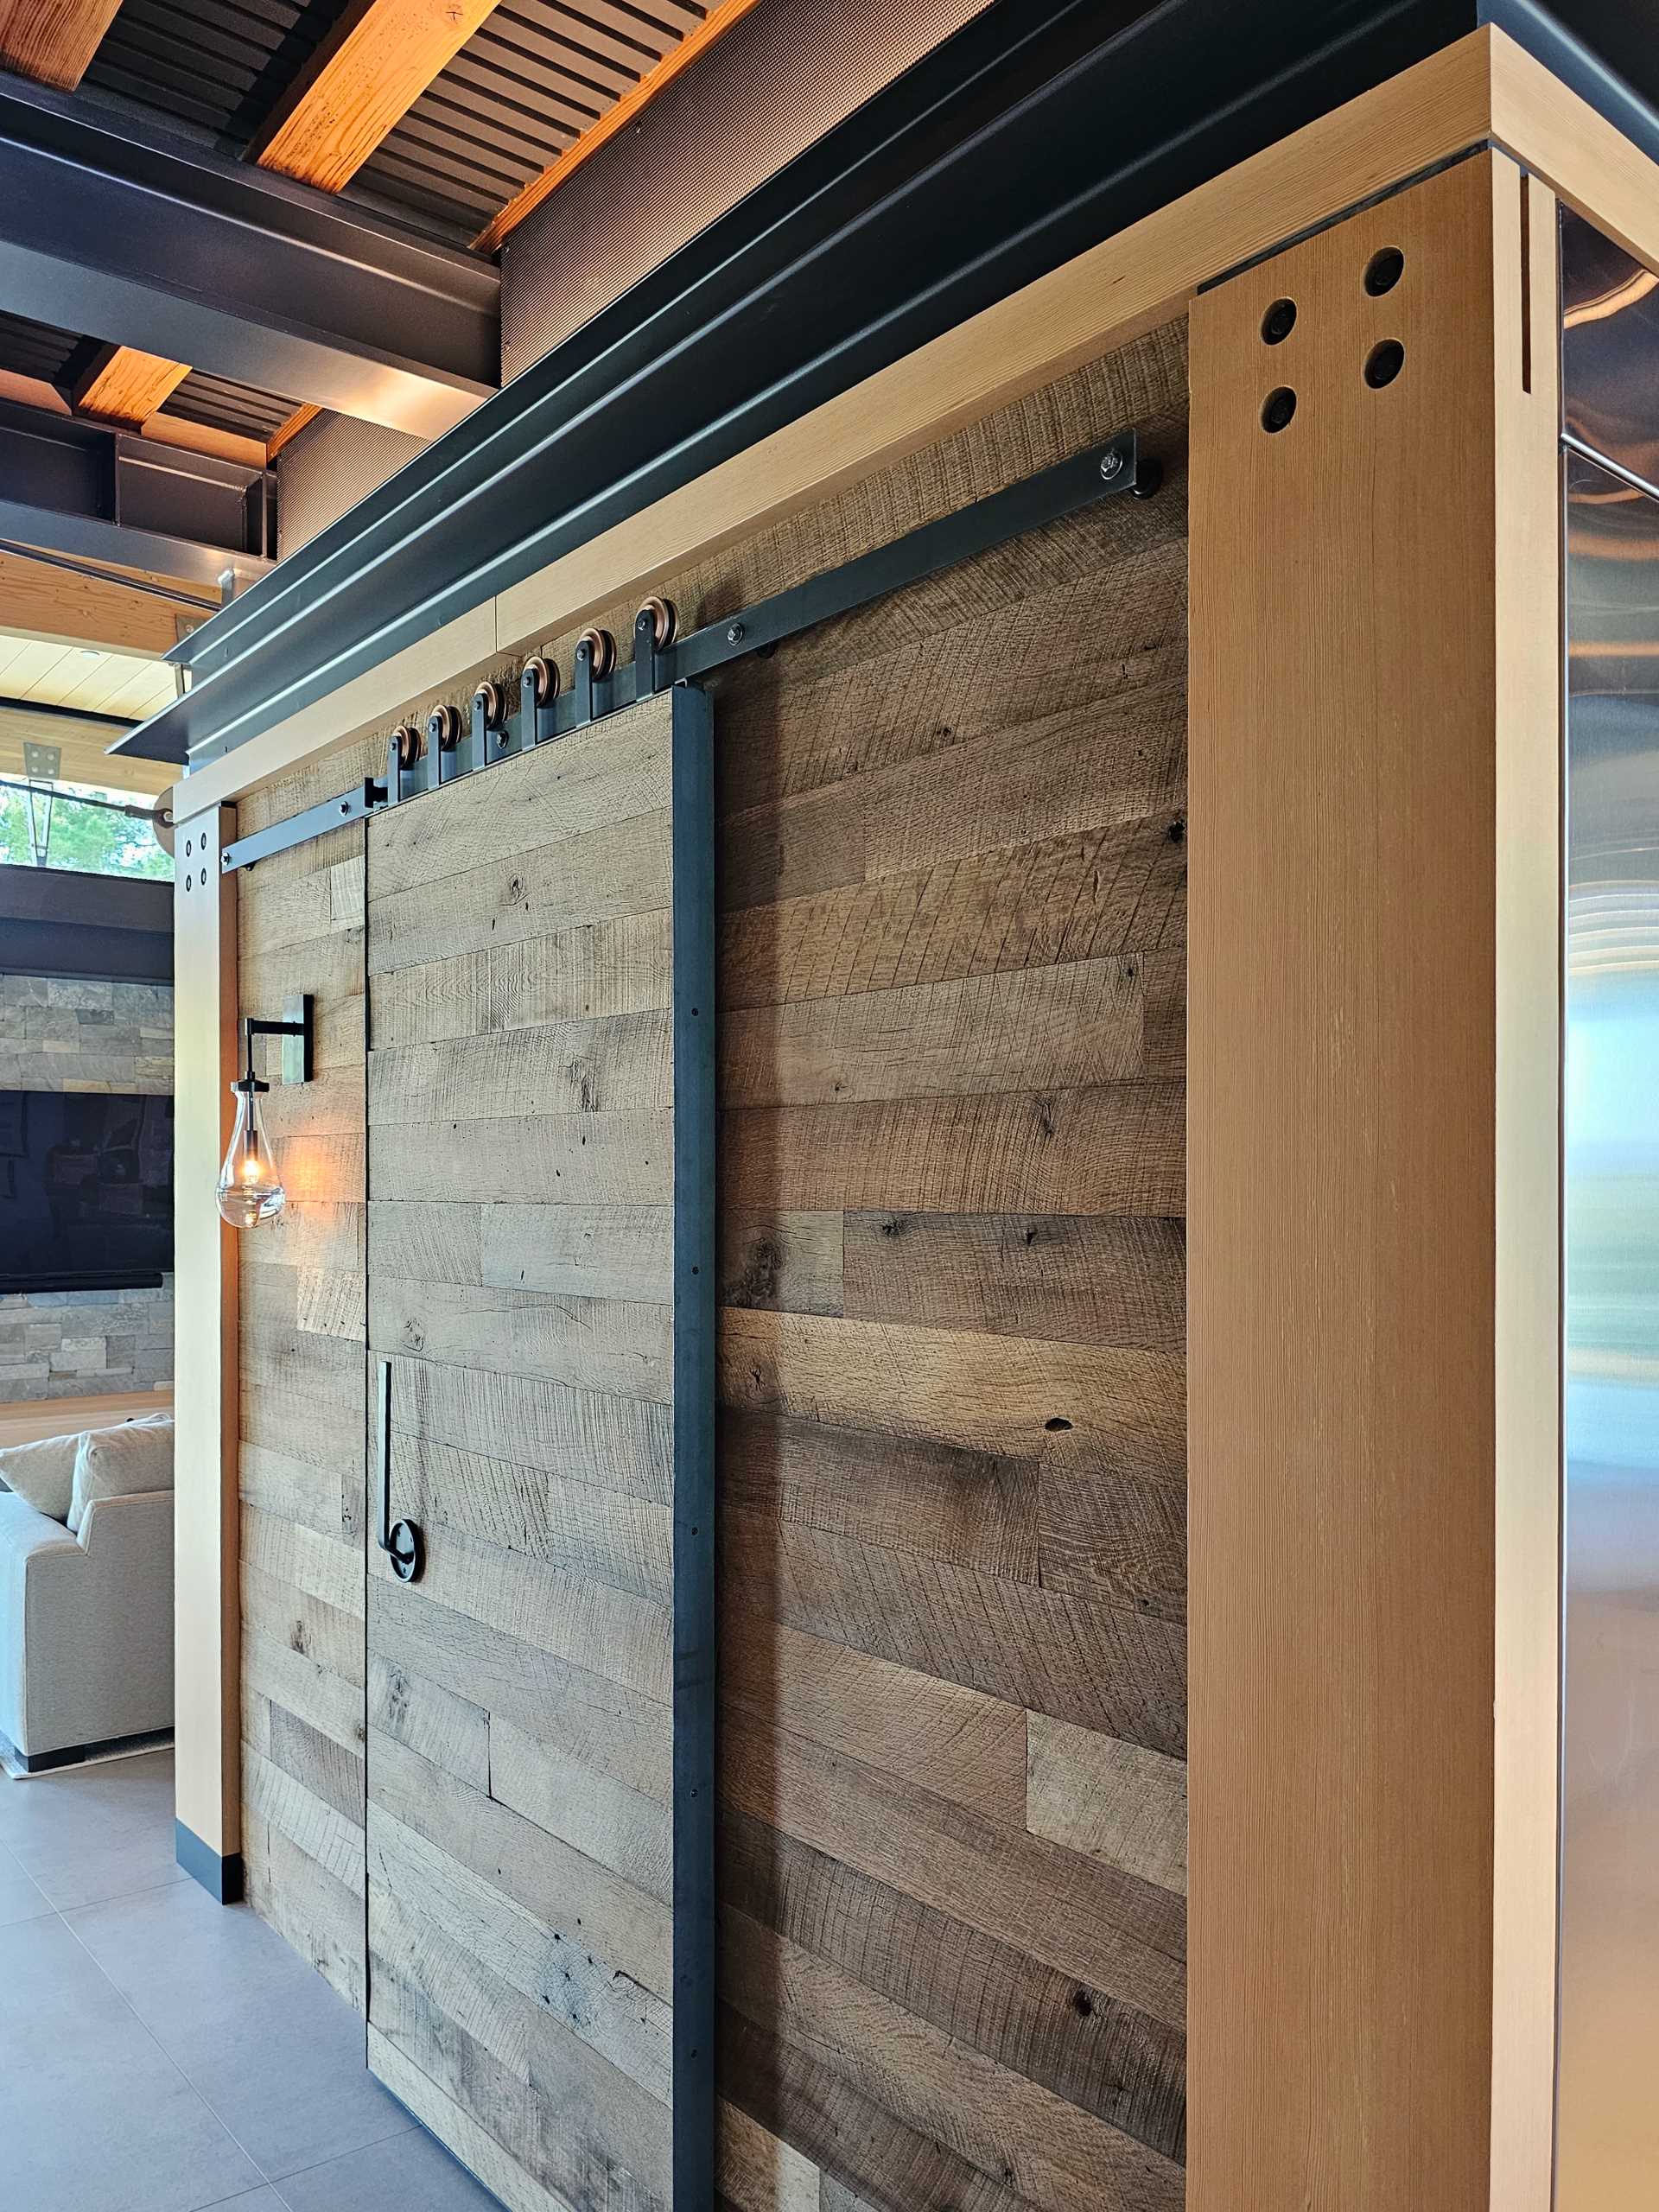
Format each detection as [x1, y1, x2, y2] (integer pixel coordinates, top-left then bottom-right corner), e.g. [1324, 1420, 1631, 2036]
[0, 780, 172, 882]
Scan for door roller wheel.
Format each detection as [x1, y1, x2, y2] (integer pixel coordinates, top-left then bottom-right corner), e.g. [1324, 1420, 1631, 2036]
[636, 595, 678, 651]
[575, 626, 616, 679]
[521, 654, 558, 705]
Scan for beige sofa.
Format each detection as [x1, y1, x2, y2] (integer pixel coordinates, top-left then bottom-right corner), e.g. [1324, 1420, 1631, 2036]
[0, 1416, 174, 1771]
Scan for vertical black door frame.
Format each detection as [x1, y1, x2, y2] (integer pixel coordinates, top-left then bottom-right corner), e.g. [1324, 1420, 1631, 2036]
[670, 682, 717, 2208]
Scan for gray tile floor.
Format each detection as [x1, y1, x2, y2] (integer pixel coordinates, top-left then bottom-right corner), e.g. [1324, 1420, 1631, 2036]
[0, 1749, 500, 2212]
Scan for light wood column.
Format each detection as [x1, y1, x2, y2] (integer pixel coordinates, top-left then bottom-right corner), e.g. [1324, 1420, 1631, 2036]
[172, 805, 243, 1900]
[1188, 150, 1561, 2209]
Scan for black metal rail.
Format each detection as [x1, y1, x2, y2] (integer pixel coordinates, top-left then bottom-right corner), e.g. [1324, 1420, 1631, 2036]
[115, 0, 1522, 775]
[218, 427, 1156, 874]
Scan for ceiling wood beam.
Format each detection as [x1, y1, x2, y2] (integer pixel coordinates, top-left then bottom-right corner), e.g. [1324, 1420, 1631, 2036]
[137, 409, 267, 472]
[0, 547, 183, 658]
[249, 0, 504, 192]
[0, 364, 68, 415]
[473, 0, 767, 256]
[265, 402, 321, 464]
[0, 0, 123, 90]
[0, 699, 174, 798]
[73, 343, 192, 426]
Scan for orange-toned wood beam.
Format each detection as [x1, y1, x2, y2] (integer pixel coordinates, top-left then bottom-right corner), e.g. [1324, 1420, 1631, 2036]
[0, 365, 69, 416]
[0, 0, 123, 89]
[265, 403, 321, 464]
[473, 0, 766, 255]
[138, 410, 267, 472]
[248, 0, 503, 192]
[72, 344, 193, 426]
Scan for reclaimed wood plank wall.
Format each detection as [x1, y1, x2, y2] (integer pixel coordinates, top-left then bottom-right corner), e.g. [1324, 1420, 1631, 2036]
[232, 314, 1189, 2209]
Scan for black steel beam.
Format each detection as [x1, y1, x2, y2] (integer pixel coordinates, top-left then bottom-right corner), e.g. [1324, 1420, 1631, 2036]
[0, 396, 274, 588]
[0, 864, 170, 981]
[0, 695, 135, 735]
[0, 72, 499, 438]
[114, 0, 1487, 771]
[115, 0, 1659, 773]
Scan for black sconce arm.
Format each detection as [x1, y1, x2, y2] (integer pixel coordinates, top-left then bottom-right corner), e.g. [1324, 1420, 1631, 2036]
[237, 996, 314, 1090]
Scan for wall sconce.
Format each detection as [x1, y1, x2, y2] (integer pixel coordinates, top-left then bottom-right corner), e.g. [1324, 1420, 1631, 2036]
[217, 997, 313, 1229]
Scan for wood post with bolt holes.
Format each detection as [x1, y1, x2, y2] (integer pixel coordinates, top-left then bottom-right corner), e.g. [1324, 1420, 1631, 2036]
[1187, 149, 1561, 2212]
[172, 807, 244, 1900]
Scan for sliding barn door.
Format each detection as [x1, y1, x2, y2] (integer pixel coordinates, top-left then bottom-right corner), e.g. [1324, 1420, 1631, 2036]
[360, 687, 715, 2212]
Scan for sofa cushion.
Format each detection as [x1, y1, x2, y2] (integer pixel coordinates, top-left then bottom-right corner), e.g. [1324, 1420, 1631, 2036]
[68, 1418, 175, 1535]
[0, 1431, 81, 1523]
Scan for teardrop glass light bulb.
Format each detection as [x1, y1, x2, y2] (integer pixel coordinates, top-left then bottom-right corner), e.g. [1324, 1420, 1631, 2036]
[217, 1084, 286, 1227]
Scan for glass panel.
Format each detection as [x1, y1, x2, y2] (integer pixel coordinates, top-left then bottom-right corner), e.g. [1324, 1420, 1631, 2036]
[1563, 205, 1659, 488]
[0, 779, 173, 880]
[1560, 444, 1659, 2209]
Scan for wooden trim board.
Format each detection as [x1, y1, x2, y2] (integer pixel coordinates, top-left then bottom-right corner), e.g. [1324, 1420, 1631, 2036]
[1487, 162, 1563, 2212]
[1490, 29, 1659, 286]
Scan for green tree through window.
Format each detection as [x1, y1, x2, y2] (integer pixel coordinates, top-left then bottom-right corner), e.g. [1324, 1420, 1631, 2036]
[0, 781, 172, 881]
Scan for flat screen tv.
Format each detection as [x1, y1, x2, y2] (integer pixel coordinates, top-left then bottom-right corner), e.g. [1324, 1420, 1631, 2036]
[0, 1090, 174, 1293]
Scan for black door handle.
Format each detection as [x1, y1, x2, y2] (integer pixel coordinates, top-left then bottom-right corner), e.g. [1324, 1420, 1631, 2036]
[376, 1359, 424, 1584]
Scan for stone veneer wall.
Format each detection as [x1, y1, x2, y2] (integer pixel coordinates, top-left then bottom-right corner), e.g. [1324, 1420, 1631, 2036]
[0, 974, 174, 1402]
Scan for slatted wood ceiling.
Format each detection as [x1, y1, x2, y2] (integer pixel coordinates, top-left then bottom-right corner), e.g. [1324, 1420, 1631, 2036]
[233, 313, 1189, 2209]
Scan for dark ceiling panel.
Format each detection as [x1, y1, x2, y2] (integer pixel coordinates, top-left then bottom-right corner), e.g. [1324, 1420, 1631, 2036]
[159, 367, 298, 440]
[346, 0, 705, 238]
[83, 0, 345, 149]
[0, 308, 86, 389]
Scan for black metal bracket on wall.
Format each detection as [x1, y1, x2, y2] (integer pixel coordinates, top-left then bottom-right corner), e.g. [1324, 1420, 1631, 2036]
[218, 428, 1157, 874]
